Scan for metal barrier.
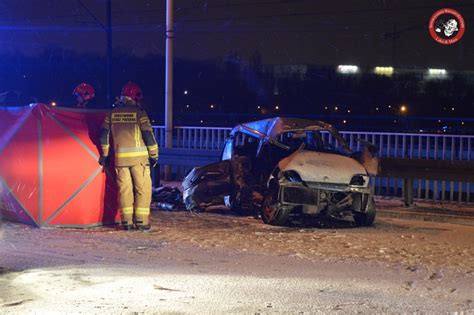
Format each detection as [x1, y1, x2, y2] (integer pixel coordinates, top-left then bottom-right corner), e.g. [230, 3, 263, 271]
[380, 158, 474, 206]
[152, 126, 474, 203]
[333, 132, 474, 203]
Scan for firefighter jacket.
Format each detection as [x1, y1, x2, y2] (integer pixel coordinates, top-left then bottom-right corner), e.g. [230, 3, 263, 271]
[100, 99, 159, 167]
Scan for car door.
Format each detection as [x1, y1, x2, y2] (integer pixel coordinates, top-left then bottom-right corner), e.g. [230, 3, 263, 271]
[182, 160, 232, 211]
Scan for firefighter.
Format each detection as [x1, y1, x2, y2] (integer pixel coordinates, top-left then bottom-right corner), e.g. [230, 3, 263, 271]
[73, 82, 95, 108]
[99, 82, 158, 231]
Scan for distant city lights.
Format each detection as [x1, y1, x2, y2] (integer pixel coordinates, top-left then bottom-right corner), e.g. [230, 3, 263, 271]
[210, 104, 215, 109]
[275, 106, 279, 110]
[427, 68, 448, 79]
[428, 68, 447, 75]
[186, 104, 190, 108]
[257, 105, 261, 109]
[51, 101, 57, 107]
[334, 106, 338, 111]
[347, 109, 351, 113]
[400, 105, 407, 113]
[451, 107, 455, 111]
[184, 90, 189, 95]
[337, 65, 359, 74]
[343, 120, 347, 124]
[374, 66, 394, 76]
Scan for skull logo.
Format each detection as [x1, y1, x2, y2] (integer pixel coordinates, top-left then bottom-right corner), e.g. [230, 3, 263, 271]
[435, 18, 459, 37]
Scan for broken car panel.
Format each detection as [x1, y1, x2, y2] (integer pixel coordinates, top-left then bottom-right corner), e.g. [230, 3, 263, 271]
[183, 117, 379, 226]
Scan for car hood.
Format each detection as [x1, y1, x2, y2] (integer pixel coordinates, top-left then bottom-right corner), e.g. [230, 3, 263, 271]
[278, 150, 367, 184]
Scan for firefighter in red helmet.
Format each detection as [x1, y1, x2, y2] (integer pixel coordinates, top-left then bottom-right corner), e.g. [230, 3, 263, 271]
[73, 82, 95, 108]
[99, 82, 158, 231]
[121, 82, 143, 104]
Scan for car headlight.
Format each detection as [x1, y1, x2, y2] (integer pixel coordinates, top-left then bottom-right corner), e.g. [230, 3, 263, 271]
[283, 170, 303, 183]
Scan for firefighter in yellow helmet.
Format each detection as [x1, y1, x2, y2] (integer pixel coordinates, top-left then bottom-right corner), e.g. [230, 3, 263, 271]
[99, 82, 158, 231]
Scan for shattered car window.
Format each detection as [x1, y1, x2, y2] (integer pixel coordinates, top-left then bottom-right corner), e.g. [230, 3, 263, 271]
[279, 131, 332, 152]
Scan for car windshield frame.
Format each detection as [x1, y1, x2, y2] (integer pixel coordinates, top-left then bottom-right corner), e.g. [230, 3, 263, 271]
[230, 118, 351, 154]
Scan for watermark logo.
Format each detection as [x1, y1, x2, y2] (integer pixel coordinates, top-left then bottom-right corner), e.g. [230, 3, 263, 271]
[429, 8, 465, 45]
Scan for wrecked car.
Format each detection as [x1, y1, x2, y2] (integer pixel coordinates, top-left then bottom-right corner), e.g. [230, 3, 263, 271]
[183, 117, 379, 226]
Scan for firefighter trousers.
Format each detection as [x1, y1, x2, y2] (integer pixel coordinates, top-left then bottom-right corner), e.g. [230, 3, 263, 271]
[116, 163, 152, 226]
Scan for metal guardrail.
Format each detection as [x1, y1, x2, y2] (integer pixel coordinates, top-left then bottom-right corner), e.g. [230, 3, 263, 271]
[380, 158, 474, 205]
[152, 125, 474, 203]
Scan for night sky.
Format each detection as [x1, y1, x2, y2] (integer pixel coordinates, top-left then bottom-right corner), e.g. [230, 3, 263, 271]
[0, 0, 473, 70]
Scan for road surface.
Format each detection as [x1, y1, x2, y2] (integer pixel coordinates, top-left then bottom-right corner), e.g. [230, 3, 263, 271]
[1, 207, 473, 314]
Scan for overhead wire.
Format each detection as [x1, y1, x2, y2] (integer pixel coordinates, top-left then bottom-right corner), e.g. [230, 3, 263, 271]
[76, 0, 105, 30]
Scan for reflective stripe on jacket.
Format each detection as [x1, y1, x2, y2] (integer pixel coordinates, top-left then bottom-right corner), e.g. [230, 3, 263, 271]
[100, 102, 158, 167]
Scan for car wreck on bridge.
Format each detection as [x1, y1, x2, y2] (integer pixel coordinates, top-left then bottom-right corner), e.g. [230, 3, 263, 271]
[183, 117, 379, 226]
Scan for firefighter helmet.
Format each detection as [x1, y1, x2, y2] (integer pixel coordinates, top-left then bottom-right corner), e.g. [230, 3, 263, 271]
[73, 82, 95, 101]
[121, 82, 143, 103]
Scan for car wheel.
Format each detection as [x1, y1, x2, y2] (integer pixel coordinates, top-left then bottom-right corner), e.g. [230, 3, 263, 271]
[353, 197, 376, 226]
[261, 189, 290, 225]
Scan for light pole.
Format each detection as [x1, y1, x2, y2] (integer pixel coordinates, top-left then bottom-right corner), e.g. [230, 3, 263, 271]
[106, 0, 112, 106]
[164, 0, 174, 179]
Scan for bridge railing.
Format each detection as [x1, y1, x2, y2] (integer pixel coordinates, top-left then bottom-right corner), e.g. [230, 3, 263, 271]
[153, 126, 231, 150]
[152, 126, 474, 203]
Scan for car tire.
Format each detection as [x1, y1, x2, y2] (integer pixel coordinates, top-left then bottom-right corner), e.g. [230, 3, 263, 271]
[261, 189, 290, 225]
[353, 197, 376, 226]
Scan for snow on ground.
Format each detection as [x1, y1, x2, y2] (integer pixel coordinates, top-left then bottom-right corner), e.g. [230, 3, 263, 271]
[1, 187, 474, 313]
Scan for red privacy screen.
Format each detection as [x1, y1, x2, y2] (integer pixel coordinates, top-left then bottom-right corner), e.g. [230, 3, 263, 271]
[0, 104, 119, 228]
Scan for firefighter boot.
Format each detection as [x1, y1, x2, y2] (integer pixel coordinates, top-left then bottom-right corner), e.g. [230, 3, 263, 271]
[137, 224, 151, 232]
[122, 223, 135, 231]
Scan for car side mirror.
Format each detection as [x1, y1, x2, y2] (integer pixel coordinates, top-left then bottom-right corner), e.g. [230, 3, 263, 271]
[352, 139, 379, 175]
[355, 146, 379, 176]
[356, 138, 379, 155]
[366, 143, 379, 155]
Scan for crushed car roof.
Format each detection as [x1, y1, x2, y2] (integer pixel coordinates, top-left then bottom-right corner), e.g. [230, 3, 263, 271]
[231, 117, 333, 138]
[230, 117, 351, 152]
